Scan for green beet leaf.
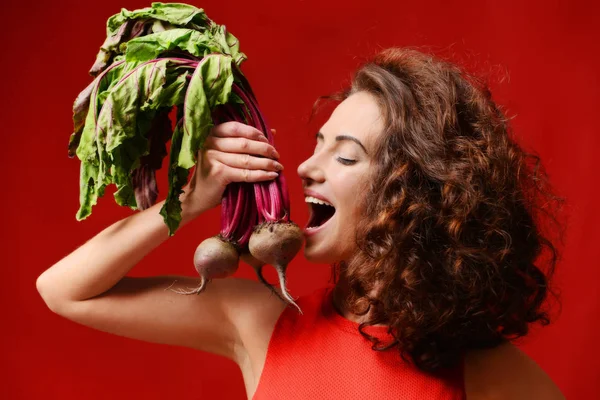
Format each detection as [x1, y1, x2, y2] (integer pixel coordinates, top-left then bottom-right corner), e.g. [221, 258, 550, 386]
[159, 112, 190, 235]
[96, 59, 195, 209]
[106, 2, 208, 37]
[92, 3, 209, 77]
[71, 3, 258, 235]
[126, 28, 221, 62]
[125, 27, 246, 67]
[178, 54, 234, 169]
[211, 24, 246, 66]
[75, 61, 137, 220]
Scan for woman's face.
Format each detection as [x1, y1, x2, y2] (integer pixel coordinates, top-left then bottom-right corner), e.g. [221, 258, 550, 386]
[297, 91, 384, 263]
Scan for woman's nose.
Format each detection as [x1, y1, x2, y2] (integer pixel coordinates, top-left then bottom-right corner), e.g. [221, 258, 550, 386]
[297, 154, 325, 184]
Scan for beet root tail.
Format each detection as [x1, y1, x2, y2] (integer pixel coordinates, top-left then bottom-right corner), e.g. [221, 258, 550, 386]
[253, 265, 284, 301]
[275, 264, 302, 314]
[167, 275, 209, 295]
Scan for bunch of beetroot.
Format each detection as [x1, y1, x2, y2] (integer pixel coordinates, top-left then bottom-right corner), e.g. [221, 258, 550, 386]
[69, 3, 303, 312]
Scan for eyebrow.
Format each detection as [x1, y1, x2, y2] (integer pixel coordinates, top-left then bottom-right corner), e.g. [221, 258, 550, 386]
[315, 131, 368, 155]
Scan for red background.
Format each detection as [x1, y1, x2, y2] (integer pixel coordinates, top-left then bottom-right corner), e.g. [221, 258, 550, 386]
[3, 0, 599, 398]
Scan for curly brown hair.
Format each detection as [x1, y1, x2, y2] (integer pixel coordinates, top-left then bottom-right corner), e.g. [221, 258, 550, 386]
[320, 48, 565, 373]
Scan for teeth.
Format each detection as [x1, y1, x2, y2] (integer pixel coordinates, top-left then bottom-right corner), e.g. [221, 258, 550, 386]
[304, 196, 334, 207]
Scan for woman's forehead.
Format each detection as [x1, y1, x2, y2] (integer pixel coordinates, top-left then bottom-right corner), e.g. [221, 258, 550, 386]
[322, 92, 384, 150]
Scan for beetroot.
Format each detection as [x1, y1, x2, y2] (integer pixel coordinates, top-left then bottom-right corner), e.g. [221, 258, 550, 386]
[170, 236, 239, 295]
[248, 222, 303, 313]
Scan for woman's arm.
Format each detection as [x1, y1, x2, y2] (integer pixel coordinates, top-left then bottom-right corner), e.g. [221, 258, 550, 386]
[36, 190, 203, 307]
[464, 342, 565, 400]
[35, 192, 249, 359]
[36, 122, 286, 362]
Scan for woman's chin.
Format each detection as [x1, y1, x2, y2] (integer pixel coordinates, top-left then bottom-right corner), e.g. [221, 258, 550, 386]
[302, 224, 353, 264]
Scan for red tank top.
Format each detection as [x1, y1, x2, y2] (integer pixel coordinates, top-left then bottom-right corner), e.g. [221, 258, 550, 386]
[252, 286, 465, 400]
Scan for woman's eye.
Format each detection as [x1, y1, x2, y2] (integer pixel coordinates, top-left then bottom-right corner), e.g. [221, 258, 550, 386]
[337, 157, 357, 165]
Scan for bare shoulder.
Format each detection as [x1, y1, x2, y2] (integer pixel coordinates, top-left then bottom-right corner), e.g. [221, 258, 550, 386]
[217, 278, 288, 395]
[464, 342, 565, 400]
[181, 276, 288, 364]
[220, 277, 288, 349]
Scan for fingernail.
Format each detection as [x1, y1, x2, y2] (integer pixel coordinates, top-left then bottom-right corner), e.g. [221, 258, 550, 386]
[258, 135, 268, 142]
[275, 162, 284, 171]
[272, 149, 280, 159]
[269, 171, 279, 178]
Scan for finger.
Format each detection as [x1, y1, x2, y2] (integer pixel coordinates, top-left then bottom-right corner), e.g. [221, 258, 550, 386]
[206, 137, 280, 159]
[228, 168, 279, 184]
[211, 121, 268, 142]
[213, 151, 284, 172]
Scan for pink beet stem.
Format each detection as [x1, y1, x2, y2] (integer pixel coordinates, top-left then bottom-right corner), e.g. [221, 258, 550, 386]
[236, 185, 249, 238]
[269, 180, 281, 219]
[254, 184, 267, 224]
[244, 89, 272, 143]
[238, 184, 257, 244]
[254, 183, 265, 213]
[209, 74, 293, 246]
[220, 187, 236, 237]
[233, 84, 270, 142]
[278, 174, 291, 217]
[221, 188, 230, 231]
[236, 99, 255, 130]
[260, 184, 277, 221]
[228, 185, 245, 234]
[226, 105, 243, 122]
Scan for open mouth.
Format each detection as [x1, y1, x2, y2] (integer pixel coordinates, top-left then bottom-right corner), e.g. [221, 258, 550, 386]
[306, 202, 336, 230]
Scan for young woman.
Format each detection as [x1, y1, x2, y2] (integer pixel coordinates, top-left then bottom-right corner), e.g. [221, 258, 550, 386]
[37, 48, 564, 399]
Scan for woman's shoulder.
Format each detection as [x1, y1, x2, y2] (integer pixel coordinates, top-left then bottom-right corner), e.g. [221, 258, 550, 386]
[464, 342, 564, 400]
[236, 284, 331, 344]
[224, 278, 289, 339]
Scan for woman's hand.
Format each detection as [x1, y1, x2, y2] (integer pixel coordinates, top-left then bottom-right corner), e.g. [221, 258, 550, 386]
[183, 122, 284, 212]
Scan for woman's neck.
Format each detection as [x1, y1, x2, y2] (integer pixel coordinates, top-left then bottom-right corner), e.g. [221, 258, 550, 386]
[331, 275, 374, 325]
[332, 273, 386, 325]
